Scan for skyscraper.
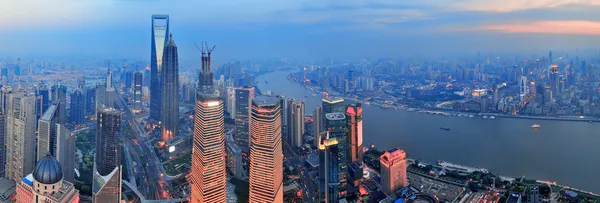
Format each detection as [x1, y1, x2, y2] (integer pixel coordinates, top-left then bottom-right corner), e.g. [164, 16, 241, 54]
[51, 84, 67, 125]
[70, 89, 85, 125]
[133, 72, 143, 112]
[313, 105, 323, 147]
[319, 113, 348, 202]
[56, 124, 75, 183]
[291, 100, 305, 148]
[37, 105, 58, 160]
[93, 106, 122, 202]
[6, 92, 36, 182]
[36, 83, 50, 116]
[0, 112, 5, 178]
[550, 65, 559, 96]
[190, 43, 226, 203]
[249, 96, 283, 202]
[150, 15, 170, 122]
[105, 63, 115, 109]
[161, 33, 179, 143]
[234, 86, 255, 153]
[380, 148, 407, 195]
[86, 88, 96, 116]
[125, 71, 133, 89]
[322, 97, 344, 123]
[345, 103, 363, 163]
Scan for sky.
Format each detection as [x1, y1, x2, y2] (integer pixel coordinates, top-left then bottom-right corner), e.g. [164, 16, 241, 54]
[1, 0, 600, 62]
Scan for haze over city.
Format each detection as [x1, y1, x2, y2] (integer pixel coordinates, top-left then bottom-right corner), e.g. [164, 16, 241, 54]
[2, 0, 600, 61]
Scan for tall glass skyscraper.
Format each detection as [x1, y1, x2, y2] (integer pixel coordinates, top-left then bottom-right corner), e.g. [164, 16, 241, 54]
[150, 14, 169, 122]
[70, 89, 85, 125]
[249, 96, 283, 202]
[133, 72, 143, 112]
[234, 86, 255, 153]
[319, 112, 348, 202]
[161, 33, 179, 143]
[345, 103, 363, 163]
[93, 105, 122, 202]
[190, 44, 226, 203]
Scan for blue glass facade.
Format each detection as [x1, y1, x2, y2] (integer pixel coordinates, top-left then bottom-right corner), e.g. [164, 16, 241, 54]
[150, 15, 169, 122]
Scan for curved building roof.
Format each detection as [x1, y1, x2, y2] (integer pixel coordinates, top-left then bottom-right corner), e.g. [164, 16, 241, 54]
[33, 153, 63, 184]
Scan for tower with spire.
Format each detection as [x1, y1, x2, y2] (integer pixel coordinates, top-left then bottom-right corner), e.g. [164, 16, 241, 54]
[161, 33, 179, 143]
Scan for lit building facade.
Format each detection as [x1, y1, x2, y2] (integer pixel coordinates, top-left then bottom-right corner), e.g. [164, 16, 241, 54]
[345, 103, 363, 163]
[319, 113, 348, 202]
[234, 86, 255, 153]
[92, 106, 122, 202]
[249, 96, 283, 203]
[226, 141, 244, 180]
[161, 33, 179, 143]
[133, 72, 143, 112]
[380, 148, 407, 195]
[190, 44, 227, 203]
[16, 154, 79, 203]
[150, 14, 170, 122]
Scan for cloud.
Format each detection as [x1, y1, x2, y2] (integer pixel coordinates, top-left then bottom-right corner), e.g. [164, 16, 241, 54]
[449, 0, 600, 12]
[471, 20, 600, 35]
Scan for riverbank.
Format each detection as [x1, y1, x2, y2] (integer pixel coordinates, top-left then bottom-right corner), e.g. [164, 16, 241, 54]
[284, 72, 600, 123]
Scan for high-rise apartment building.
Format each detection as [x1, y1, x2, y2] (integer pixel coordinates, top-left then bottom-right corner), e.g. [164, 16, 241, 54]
[249, 96, 283, 202]
[345, 103, 363, 163]
[380, 148, 408, 195]
[133, 72, 143, 112]
[92, 106, 122, 202]
[190, 44, 226, 203]
[150, 15, 170, 122]
[6, 92, 36, 182]
[234, 86, 255, 153]
[161, 33, 179, 143]
[70, 89, 85, 125]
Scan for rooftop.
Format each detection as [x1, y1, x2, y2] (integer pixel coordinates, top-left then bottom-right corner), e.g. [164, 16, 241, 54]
[40, 104, 57, 121]
[322, 97, 344, 104]
[253, 96, 280, 108]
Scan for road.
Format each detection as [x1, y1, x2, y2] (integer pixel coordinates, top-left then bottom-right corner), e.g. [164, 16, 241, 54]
[283, 140, 317, 203]
[114, 90, 170, 200]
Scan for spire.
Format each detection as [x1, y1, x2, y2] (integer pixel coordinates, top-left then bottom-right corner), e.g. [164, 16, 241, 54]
[168, 32, 175, 46]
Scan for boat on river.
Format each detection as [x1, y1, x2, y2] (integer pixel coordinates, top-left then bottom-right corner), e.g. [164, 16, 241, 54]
[531, 124, 541, 129]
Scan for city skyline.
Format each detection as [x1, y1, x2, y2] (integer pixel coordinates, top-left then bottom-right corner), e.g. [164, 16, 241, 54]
[2, 1, 600, 60]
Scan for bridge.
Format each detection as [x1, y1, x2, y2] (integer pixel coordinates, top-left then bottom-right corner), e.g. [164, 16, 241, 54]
[122, 180, 145, 201]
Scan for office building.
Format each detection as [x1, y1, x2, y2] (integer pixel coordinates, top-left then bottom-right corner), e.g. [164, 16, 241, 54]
[6, 92, 36, 182]
[226, 87, 236, 119]
[36, 84, 50, 117]
[95, 84, 105, 113]
[322, 97, 344, 126]
[290, 100, 305, 148]
[125, 71, 133, 89]
[56, 124, 75, 183]
[319, 113, 348, 202]
[51, 84, 66, 125]
[86, 88, 96, 116]
[380, 148, 407, 195]
[150, 15, 170, 122]
[161, 33, 179, 143]
[133, 72, 143, 112]
[190, 43, 226, 203]
[550, 65, 560, 96]
[249, 96, 283, 202]
[313, 105, 323, 147]
[234, 86, 255, 153]
[105, 64, 115, 109]
[348, 161, 363, 187]
[0, 112, 5, 178]
[345, 103, 363, 163]
[226, 141, 244, 180]
[92, 106, 122, 202]
[70, 89, 85, 125]
[15, 154, 80, 203]
[37, 105, 58, 160]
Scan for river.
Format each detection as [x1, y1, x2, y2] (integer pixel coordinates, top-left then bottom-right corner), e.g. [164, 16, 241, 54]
[255, 70, 600, 193]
